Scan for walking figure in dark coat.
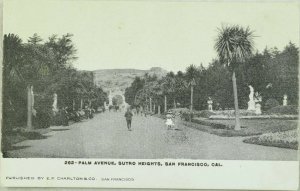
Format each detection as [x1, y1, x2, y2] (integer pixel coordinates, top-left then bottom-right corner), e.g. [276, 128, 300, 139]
[124, 108, 133, 131]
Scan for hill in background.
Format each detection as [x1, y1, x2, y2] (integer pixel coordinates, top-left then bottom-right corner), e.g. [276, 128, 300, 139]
[93, 67, 167, 92]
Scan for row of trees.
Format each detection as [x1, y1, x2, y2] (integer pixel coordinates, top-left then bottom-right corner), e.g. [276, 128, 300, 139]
[125, 26, 299, 130]
[3, 33, 107, 130]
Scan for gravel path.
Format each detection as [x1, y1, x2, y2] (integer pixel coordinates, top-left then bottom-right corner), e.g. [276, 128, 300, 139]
[7, 112, 298, 160]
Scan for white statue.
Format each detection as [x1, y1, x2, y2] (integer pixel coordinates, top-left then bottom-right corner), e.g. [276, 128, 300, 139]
[31, 86, 37, 117]
[104, 101, 109, 110]
[52, 93, 58, 114]
[254, 92, 262, 115]
[247, 85, 255, 111]
[121, 94, 129, 111]
[207, 97, 213, 111]
[283, 94, 288, 106]
[108, 90, 113, 106]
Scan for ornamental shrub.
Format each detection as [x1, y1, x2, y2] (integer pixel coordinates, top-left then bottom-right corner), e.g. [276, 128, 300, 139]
[264, 98, 280, 111]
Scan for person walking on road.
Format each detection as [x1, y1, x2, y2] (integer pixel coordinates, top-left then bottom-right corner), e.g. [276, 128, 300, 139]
[165, 110, 174, 130]
[125, 108, 133, 131]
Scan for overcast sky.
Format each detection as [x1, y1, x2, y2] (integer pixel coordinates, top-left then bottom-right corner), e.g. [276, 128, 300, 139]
[4, 0, 299, 72]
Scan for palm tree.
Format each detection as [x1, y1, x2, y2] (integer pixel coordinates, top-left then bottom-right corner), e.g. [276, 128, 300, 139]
[162, 73, 176, 112]
[215, 25, 254, 130]
[3, 34, 52, 130]
[186, 65, 198, 112]
[152, 81, 163, 114]
[142, 81, 156, 112]
[3, 34, 24, 83]
[174, 71, 186, 108]
[3, 34, 25, 130]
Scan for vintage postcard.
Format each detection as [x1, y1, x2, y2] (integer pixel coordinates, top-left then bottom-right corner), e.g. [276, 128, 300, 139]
[0, 0, 299, 190]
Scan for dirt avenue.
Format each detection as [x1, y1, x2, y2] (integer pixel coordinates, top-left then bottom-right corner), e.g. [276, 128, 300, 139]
[6, 112, 297, 160]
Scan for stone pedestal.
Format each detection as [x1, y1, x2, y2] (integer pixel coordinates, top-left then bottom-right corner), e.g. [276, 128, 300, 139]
[255, 103, 262, 115]
[248, 100, 256, 111]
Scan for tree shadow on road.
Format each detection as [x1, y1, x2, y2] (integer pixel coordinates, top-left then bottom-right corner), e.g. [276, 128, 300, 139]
[2, 145, 31, 158]
[22, 132, 49, 140]
[51, 128, 70, 131]
[4, 145, 30, 151]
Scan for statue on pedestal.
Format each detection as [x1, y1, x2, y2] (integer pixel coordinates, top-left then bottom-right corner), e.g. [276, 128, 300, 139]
[31, 86, 37, 117]
[207, 97, 213, 111]
[108, 90, 113, 106]
[104, 101, 109, 110]
[254, 92, 262, 115]
[283, 94, 288, 106]
[52, 93, 59, 115]
[247, 85, 255, 111]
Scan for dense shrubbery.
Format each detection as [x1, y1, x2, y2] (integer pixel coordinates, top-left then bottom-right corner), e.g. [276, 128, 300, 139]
[181, 111, 193, 121]
[125, 43, 299, 113]
[264, 98, 280, 111]
[180, 110, 216, 121]
[2, 33, 108, 131]
[267, 105, 298, 115]
[169, 108, 190, 113]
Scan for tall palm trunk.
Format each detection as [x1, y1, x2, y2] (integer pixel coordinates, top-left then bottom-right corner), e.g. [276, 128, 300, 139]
[189, 85, 194, 122]
[150, 97, 152, 112]
[232, 70, 241, 130]
[80, 99, 83, 109]
[190, 86, 194, 111]
[174, 99, 176, 109]
[164, 95, 167, 112]
[158, 105, 161, 115]
[27, 85, 33, 130]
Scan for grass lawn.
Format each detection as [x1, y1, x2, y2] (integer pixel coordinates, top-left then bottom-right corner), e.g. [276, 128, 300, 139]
[181, 118, 298, 137]
[243, 129, 298, 150]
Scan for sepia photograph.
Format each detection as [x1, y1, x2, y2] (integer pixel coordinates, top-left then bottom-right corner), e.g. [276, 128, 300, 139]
[1, 0, 299, 160]
[0, 0, 299, 189]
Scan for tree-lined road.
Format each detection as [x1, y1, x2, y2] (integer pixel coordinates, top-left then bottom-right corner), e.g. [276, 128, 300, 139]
[7, 112, 297, 160]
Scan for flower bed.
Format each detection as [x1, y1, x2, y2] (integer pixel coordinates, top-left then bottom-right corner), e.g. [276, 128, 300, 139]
[171, 108, 299, 121]
[192, 118, 242, 129]
[213, 109, 256, 116]
[180, 110, 216, 121]
[209, 114, 298, 120]
[243, 130, 298, 150]
[180, 118, 297, 137]
[180, 120, 259, 137]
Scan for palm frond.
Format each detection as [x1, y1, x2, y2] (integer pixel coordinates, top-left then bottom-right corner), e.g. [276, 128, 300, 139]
[215, 25, 255, 67]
